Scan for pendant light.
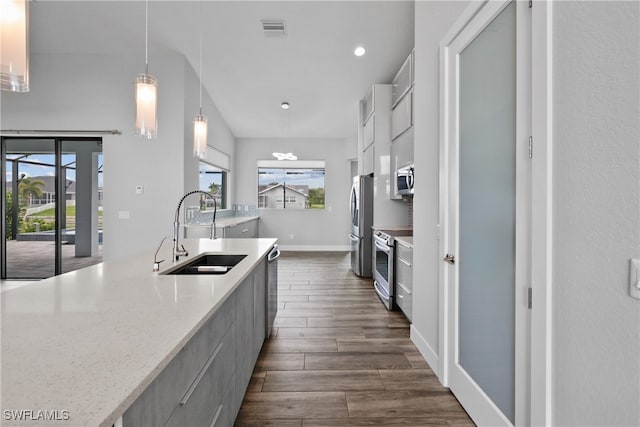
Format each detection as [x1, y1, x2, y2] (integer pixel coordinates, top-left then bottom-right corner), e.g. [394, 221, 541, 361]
[135, 0, 158, 139]
[193, 1, 207, 158]
[0, 0, 29, 92]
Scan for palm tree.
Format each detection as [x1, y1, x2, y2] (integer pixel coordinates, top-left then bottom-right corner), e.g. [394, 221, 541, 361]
[18, 177, 46, 206]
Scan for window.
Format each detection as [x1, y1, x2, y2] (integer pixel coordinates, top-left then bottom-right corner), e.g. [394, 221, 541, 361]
[199, 161, 227, 209]
[257, 160, 325, 210]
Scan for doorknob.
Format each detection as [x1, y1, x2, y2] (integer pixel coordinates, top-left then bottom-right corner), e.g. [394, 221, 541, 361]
[443, 253, 455, 265]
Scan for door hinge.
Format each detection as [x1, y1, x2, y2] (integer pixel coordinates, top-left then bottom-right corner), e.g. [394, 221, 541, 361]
[529, 0, 533, 8]
[528, 136, 533, 159]
[527, 287, 533, 309]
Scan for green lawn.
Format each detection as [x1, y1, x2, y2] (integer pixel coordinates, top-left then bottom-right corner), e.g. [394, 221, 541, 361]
[29, 206, 103, 217]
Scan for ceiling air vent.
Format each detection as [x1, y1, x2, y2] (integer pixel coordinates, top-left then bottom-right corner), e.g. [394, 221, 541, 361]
[261, 20, 286, 37]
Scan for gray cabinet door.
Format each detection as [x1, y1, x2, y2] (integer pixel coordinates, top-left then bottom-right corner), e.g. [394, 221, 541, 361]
[253, 259, 266, 356]
[123, 295, 236, 427]
[234, 273, 255, 403]
[165, 327, 235, 427]
[223, 219, 258, 238]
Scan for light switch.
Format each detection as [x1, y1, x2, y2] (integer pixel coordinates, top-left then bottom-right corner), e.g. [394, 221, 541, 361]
[630, 259, 640, 300]
[118, 211, 130, 220]
[135, 185, 144, 195]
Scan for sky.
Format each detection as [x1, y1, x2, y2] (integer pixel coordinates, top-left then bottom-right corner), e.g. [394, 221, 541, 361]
[5, 154, 104, 187]
[258, 168, 325, 189]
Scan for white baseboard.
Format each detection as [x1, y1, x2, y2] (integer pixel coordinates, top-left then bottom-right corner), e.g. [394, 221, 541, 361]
[278, 245, 351, 252]
[410, 325, 441, 378]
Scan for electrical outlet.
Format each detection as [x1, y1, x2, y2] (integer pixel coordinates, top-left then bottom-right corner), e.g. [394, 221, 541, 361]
[135, 185, 144, 195]
[630, 259, 640, 300]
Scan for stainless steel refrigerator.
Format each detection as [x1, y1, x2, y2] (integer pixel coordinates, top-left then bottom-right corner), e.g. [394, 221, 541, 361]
[349, 174, 374, 277]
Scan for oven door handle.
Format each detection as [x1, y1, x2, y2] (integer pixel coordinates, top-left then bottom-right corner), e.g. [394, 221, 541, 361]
[374, 240, 391, 254]
[374, 280, 390, 299]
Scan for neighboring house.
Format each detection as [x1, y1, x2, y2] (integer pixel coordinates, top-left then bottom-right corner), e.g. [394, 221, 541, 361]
[258, 184, 308, 209]
[5, 175, 104, 207]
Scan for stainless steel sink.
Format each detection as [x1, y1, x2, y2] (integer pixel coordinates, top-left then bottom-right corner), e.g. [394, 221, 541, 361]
[163, 254, 247, 275]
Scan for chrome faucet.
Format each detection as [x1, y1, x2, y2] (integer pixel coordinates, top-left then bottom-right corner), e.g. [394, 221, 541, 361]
[173, 190, 217, 261]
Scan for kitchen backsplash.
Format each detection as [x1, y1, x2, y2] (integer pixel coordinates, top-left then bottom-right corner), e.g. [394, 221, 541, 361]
[406, 197, 413, 229]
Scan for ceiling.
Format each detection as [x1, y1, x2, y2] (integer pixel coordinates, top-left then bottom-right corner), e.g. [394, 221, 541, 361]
[29, 1, 415, 139]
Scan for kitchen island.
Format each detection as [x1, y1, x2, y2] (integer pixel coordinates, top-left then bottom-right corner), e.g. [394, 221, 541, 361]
[1, 237, 277, 427]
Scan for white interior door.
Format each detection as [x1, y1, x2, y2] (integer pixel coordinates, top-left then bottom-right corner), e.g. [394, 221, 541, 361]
[441, 1, 531, 425]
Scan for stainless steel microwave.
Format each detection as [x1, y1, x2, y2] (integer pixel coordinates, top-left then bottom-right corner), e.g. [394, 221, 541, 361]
[396, 164, 414, 196]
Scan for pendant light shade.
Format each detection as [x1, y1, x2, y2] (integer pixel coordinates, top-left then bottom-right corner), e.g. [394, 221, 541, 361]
[0, 0, 29, 92]
[135, 73, 158, 139]
[193, 114, 208, 158]
[135, 0, 157, 139]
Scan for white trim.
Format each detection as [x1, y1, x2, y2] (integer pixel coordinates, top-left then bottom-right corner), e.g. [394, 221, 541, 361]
[410, 325, 440, 377]
[515, 1, 533, 425]
[278, 245, 350, 252]
[530, 0, 553, 425]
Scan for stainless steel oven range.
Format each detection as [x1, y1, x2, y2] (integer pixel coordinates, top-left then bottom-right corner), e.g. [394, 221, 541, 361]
[373, 229, 412, 310]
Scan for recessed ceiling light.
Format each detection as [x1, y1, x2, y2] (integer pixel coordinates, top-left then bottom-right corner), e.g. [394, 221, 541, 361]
[354, 46, 366, 57]
[281, 102, 290, 110]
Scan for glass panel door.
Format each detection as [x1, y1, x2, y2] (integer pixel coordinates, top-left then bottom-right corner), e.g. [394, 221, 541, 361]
[59, 140, 103, 274]
[1, 138, 103, 279]
[458, 1, 516, 422]
[2, 138, 57, 279]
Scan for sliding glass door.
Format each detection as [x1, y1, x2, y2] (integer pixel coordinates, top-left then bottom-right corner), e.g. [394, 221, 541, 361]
[1, 137, 103, 279]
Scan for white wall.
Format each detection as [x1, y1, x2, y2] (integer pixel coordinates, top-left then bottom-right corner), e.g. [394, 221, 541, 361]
[411, 0, 471, 374]
[235, 137, 352, 250]
[1, 53, 235, 261]
[182, 59, 237, 210]
[551, 2, 640, 425]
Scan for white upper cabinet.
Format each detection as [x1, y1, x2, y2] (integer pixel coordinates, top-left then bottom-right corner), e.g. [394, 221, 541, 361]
[391, 91, 413, 140]
[391, 52, 413, 108]
[391, 50, 414, 141]
[363, 115, 375, 149]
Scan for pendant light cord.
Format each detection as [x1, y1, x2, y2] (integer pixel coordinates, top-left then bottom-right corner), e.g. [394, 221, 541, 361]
[198, 0, 203, 115]
[145, 0, 149, 73]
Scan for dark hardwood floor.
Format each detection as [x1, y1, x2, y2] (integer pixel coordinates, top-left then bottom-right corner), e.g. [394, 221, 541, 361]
[235, 251, 474, 427]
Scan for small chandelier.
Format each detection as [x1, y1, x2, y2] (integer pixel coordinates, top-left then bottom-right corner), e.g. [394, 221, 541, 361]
[193, 1, 207, 158]
[0, 0, 29, 92]
[135, 0, 158, 139]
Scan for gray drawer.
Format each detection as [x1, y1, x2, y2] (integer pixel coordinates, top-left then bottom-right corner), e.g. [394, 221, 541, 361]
[395, 259, 412, 291]
[166, 325, 235, 427]
[123, 295, 235, 426]
[395, 281, 413, 322]
[396, 243, 413, 264]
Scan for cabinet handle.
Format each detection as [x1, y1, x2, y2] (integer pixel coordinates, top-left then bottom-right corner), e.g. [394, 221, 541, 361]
[208, 404, 223, 427]
[398, 258, 412, 267]
[242, 229, 249, 233]
[397, 282, 412, 295]
[180, 341, 224, 406]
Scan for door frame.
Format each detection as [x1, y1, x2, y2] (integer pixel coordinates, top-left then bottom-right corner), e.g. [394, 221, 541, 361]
[438, 0, 553, 425]
[438, 0, 535, 425]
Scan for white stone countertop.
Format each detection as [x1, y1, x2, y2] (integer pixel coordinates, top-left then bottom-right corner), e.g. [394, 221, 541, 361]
[0, 237, 277, 427]
[395, 236, 413, 247]
[185, 215, 259, 228]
